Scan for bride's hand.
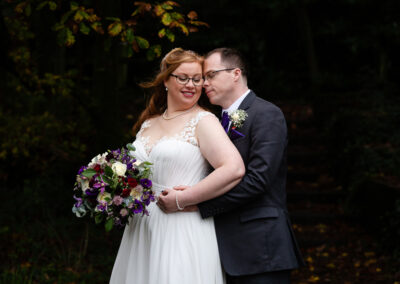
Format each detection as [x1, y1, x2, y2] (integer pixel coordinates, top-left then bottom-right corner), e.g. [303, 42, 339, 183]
[157, 188, 179, 213]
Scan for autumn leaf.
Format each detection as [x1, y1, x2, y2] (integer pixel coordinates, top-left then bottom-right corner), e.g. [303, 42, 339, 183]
[108, 21, 123, 37]
[187, 11, 198, 20]
[178, 23, 189, 36]
[158, 28, 166, 38]
[154, 5, 165, 17]
[164, 1, 179, 6]
[135, 36, 149, 49]
[79, 23, 90, 35]
[125, 28, 134, 43]
[161, 13, 173, 26]
[165, 29, 175, 42]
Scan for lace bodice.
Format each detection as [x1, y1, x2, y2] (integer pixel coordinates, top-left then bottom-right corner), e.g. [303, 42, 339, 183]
[136, 111, 214, 155]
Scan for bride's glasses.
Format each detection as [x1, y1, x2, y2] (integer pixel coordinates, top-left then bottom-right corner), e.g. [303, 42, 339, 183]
[170, 74, 204, 86]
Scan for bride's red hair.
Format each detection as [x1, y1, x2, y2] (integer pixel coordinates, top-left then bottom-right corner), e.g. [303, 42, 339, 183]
[132, 48, 208, 134]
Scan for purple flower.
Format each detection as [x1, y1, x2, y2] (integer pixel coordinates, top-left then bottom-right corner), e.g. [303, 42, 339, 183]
[105, 153, 114, 162]
[85, 188, 99, 197]
[73, 195, 83, 207]
[93, 180, 108, 194]
[77, 166, 87, 175]
[96, 202, 108, 212]
[141, 192, 155, 206]
[132, 199, 143, 214]
[140, 178, 152, 189]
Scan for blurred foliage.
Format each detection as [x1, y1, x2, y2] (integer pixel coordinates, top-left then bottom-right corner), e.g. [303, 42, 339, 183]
[1, 0, 400, 282]
[0, 0, 207, 182]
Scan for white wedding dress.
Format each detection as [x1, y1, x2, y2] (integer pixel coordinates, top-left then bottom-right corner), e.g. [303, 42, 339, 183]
[110, 111, 225, 284]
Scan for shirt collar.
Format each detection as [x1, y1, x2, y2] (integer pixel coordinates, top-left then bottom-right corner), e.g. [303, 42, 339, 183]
[222, 89, 251, 115]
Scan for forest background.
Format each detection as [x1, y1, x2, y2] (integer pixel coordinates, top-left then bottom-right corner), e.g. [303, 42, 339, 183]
[1, 0, 399, 282]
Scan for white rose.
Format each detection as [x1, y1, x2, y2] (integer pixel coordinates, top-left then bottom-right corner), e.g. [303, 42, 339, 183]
[112, 161, 127, 176]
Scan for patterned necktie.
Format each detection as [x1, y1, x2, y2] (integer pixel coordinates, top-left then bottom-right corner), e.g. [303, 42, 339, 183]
[221, 111, 230, 133]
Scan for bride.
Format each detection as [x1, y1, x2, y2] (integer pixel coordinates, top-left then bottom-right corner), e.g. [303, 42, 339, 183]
[110, 48, 245, 284]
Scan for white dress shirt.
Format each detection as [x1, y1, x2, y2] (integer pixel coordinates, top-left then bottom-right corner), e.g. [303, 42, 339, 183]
[222, 89, 251, 115]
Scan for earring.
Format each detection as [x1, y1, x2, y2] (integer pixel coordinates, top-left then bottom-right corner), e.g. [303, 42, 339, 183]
[165, 87, 168, 92]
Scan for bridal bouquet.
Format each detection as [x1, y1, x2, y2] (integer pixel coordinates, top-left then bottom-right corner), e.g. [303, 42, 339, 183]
[72, 143, 155, 232]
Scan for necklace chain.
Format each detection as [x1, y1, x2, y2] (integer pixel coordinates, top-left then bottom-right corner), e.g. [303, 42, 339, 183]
[162, 104, 197, 120]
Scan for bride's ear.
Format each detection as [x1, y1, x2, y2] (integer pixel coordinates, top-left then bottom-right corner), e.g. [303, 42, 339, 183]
[164, 80, 169, 93]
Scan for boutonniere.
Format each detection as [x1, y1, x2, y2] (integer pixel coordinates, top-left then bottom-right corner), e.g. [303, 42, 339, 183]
[229, 109, 248, 128]
[227, 110, 248, 140]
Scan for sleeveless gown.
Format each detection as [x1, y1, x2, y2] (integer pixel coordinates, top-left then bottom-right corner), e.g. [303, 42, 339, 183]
[110, 112, 225, 284]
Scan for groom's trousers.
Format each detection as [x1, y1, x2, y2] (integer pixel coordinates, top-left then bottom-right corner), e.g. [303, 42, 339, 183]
[226, 270, 291, 284]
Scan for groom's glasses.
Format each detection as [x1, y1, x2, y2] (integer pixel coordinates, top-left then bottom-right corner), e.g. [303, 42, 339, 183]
[170, 74, 204, 86]
[204, 68, 237, 81]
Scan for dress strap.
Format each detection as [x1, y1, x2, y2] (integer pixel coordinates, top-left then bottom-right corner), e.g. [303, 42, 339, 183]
[137, 119, 151, 138]
[181, 111, 215, 146]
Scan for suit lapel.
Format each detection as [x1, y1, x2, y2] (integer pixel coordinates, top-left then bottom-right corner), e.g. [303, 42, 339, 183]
[237, 90, 256, 111]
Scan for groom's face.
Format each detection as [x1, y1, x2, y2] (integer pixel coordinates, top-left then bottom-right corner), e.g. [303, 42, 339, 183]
[203, 53, 234, 108]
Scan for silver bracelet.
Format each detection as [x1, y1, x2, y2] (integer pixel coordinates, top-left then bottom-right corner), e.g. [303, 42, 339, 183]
[176, 192, 185, 211]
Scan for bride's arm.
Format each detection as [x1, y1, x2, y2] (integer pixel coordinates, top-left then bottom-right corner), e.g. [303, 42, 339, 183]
[157, 115, 245, 211]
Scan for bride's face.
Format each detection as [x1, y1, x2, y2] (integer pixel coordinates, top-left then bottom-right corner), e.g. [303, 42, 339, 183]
[165, 62, 203, 110]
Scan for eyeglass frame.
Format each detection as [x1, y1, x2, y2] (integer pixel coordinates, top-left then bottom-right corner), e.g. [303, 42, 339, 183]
[204, 68, 239, 81]
[170, 74, 204, 86]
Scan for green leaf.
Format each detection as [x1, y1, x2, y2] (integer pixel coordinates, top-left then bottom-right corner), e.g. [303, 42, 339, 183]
[161, 4, 174, 10]
[165, 29, 175, 42]
[36, 2, 48, 11]
[105, 218, 114, 232]
[95, 214, 103, 224]
[153, 44, 162, 57]
[131, 7, 141, 17]
[108, 21, 123, 37]
[49, 1, 57, 10]
[53, 23, 64, 31]
[79, 23, 90, 35]
[126, 28, 134, 43]
[161, 13, 173, 26]
[57, 28, 75, 46]
[135, 36, 149, 49]
[81, 168, 97, 178]
[105, 17, 121, 22]
[170, 12, 184, 21]
[158, 28, 166, 38]
[102, 175, 112, 185]
[127, 47, 134, 58]
[60, 10, 74, 24]
[178, 23, 189, 35]
[70, 2, 79, 11]
[104, 166, 113, 177]
[126, 143, 136, 152]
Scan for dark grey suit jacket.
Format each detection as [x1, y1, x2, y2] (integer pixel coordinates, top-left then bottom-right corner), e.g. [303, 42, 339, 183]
[198, 91, 304, 276]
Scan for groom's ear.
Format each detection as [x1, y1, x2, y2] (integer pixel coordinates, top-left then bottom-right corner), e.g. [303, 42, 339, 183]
[233, 68, 242, 82]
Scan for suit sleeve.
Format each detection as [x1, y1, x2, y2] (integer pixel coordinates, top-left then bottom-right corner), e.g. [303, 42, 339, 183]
[198, 104, 287, 218]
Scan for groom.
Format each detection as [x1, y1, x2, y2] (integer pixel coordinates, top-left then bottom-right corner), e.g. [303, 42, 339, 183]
[201, 48, 304, 283]
[161, 48, 304, 283]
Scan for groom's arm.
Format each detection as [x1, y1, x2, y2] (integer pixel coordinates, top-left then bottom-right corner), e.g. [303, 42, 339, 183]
[198, 103, 287, 218]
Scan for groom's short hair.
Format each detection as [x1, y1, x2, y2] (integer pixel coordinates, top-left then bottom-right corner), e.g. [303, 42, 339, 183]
[205, 48, 248, 79]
